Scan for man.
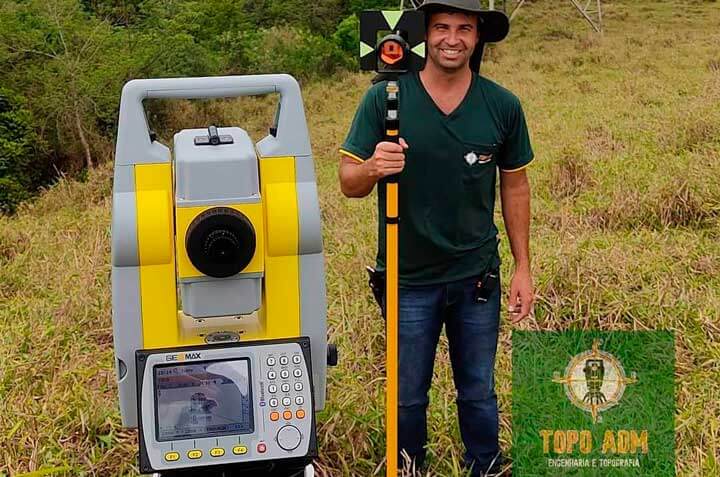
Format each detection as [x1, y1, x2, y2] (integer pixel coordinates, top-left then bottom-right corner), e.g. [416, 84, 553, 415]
[338, 0, 533, 475]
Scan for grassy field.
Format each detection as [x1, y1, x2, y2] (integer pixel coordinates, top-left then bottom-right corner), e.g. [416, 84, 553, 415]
[1, 0, 719, 475]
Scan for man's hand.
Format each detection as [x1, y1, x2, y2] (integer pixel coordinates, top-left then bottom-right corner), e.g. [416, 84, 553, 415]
[339, 138, 409, 198]
[364, 138, 409, 179]
[508, 266, 534, 322]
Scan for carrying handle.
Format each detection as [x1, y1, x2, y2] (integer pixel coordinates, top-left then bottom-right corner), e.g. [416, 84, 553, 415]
[115, 74, 311, 165]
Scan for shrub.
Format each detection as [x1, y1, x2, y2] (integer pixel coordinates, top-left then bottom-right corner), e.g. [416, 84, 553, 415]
[334, 14, 360, 56]
[240, 27, 353, 80]
[0, 89, 46, 214]
[333, 14, 360, 66]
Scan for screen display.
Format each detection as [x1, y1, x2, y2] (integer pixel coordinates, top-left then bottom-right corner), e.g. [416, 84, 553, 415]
[154, 359, 254, 441]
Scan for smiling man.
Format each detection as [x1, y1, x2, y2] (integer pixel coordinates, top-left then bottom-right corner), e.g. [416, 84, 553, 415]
[339, 1, 534, 475]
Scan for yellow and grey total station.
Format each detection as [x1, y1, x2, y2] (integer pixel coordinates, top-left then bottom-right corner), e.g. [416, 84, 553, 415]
[111, 74, 335, 476]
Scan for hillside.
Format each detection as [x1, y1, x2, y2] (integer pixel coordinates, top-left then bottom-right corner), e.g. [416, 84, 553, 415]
[1, 1, 719, 476]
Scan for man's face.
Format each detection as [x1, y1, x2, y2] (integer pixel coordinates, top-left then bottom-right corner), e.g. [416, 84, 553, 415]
[426, 11, 479, 73]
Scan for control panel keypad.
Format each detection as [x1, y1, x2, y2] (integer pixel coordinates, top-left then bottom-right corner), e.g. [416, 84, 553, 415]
[263, 352, 309, 420]
[262, 349, 312, 459]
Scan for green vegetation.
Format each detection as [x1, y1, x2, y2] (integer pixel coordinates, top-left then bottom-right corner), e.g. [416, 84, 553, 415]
[0, 89, 46, 214]
[1, 0, 719, 476]
[0, 0, 395, 210]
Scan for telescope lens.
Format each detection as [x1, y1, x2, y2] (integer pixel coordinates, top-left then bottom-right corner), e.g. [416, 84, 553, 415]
[186, 207, 256, 278]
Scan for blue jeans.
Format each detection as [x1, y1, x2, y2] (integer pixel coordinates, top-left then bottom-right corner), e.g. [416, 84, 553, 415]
[395, 274, 501, 475]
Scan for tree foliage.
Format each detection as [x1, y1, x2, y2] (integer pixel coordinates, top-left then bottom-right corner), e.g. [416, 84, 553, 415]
[0, 0, 406, 211]
[0, 88, 46, 213]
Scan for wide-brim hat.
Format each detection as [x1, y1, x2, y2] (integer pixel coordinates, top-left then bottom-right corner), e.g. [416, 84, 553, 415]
[417, 0, 510, 42]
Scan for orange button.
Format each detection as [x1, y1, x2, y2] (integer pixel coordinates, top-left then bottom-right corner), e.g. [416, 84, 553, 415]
[270, 411, 280, 421]
[296, 409, 306, 419]
[283, 410, 293, 420]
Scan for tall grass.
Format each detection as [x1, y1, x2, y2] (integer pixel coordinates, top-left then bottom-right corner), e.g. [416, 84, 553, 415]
[1, 1, 719, 475]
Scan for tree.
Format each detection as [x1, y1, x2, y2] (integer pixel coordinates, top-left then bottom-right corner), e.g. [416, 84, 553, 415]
[0, 0, 153, 169]
[0, 88, 45, 214]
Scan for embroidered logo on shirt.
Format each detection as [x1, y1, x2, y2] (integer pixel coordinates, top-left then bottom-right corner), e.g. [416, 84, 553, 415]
[464, 151, 493, 166]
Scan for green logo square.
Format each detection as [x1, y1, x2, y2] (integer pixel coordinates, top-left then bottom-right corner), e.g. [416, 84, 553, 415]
[512, 331, 675, 476]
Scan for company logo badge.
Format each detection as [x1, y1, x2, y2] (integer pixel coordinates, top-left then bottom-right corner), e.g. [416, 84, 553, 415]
[552, 339, 638, 423]
[464, 151, 493, 166]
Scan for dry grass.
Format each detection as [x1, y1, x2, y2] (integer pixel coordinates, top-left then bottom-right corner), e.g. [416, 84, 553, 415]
[549, 145, 595, 200]
[2, 0, 720, 476]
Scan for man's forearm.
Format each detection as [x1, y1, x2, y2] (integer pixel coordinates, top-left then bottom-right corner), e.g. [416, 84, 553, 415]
[500, 171, 531, 270]
[339, 157, 378, 198]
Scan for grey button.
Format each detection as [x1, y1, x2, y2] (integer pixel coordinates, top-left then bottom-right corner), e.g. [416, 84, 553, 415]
[294, 382, 303, 391]
[282, 397, 292, 407]
[292, 355, 302, 364]
[280, 370, 290, 379]
[267, 357, 276, 366]
[267, 371, 276, 380]
[269, 398, 278, 407]
[269, 385, 277, 393]
[295, 396, 304, 405]
[280, 356, 289, 365]
[281, 383, 290, 392]
[293, 369, 302, 378]
[276, 425, 302, 451]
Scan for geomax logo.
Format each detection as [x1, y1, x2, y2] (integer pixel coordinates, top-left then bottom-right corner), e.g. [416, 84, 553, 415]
[165, 352, 202, 362]
[552, 339, 638, 423]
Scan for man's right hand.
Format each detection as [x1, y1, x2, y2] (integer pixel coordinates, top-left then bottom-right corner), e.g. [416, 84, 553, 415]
[364, 138, 409, 179]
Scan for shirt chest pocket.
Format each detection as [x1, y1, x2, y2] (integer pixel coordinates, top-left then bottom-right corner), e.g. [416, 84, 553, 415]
[454, 142, 499, 244]
[461, 143, 499, 183]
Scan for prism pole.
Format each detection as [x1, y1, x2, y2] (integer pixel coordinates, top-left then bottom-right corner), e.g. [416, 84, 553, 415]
[383, 78, 400, 477]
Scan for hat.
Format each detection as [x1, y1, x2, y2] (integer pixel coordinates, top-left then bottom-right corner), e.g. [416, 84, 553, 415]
[416, 0, 510, 71]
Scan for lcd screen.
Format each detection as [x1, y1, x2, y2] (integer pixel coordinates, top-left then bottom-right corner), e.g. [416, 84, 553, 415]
[154, 359, 253, 441]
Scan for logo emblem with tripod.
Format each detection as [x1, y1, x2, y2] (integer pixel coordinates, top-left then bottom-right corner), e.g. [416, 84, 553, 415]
[552, 339, 638, 423]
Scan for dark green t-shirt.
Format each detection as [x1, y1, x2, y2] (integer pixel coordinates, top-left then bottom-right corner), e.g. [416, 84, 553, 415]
[341, 71, 533, 286]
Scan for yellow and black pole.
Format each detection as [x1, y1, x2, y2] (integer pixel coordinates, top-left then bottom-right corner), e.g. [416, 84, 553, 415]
[378, 35, 406, 477]
[358, 10, 426, 475]
[382, 76, 401, 476]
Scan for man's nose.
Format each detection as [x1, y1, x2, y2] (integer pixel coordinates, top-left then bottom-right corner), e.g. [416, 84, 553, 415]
[445, 29, 461, 46]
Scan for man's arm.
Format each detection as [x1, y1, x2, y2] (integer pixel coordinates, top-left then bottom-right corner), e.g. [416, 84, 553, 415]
[339, 139, 408, 198]
[500, 168, 533, 322]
